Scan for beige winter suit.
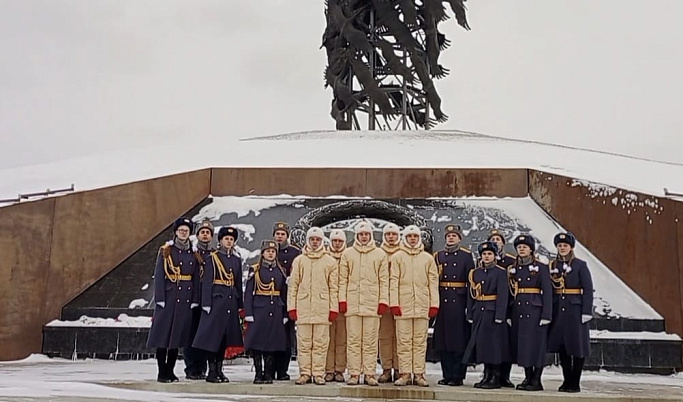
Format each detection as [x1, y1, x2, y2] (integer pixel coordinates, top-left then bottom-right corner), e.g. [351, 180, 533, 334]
[287, 245, 339, 377]
[379, 241, 401, 371]
[325, 245, 347, 374]
[339, 237, 389, 376]
[389, 243, 440, 375]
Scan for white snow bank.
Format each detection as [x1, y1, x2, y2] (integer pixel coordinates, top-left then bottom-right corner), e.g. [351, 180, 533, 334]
[128, 299, 148, 309]
[194, 196, 300, 220]
[2, 130, 683, 203]
[590, 330, 682, 341]
[46, 314, 152, 328]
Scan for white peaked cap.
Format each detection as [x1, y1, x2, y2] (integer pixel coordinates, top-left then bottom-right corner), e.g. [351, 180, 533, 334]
[354, 221, 375, 234]
[306, 227, 325, 240]
[383, 223, 401, 235]
[329, 229, 346, 241]
[403, 225, 421, 236]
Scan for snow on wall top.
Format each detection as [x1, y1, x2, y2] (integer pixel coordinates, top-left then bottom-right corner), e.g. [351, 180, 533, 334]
[1, 130, 682, 201]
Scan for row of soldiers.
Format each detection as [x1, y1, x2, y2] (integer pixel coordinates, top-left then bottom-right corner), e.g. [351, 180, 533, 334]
[147, 217, 593, 393]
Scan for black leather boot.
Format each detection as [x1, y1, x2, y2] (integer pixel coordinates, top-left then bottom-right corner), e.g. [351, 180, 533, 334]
[263, 353, 275, 384]
[524, 366, 544, 391]
[156, 349, 171, 383]
[558, 349, 572, 392]
[206, 360, 220, 383]
[480, 364, 501, 389]
[166, 349, 179, 382]
[253, 352, 264, 384]
[567, 357, 584, 393]
[474, 365, 490, 388]
[516, 367, 533, 390]
[216, 354, 229, 383]
[499, 362, 515, 388]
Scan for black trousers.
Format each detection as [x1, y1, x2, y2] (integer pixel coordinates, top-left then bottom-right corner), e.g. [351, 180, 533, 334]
[440, 351, 467, 381]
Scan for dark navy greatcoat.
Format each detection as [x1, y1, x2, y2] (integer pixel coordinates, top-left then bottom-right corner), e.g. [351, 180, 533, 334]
[433, 247, 475, 353]
[465, 264, 509, 364]
[548, 257, 594, 358]
[277, 243, 301, 276]
[147, 244, 200, 349]
[192, 250, 244, 353]
[497, 253, 516, 269]
[243, 261, 289, 352]
[509, 259, 553, 367]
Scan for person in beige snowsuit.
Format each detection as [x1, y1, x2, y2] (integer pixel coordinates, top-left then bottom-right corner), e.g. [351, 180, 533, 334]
[389, 225, 440, 387]
[287, 227, 339, 385]
[339, 221, 389, 386]
[324, 229, 348, 383]
[378, 223, 402, 383]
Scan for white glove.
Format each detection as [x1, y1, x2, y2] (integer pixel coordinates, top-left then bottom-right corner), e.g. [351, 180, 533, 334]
[286, 276, 290, 285]
[582, 314, 593, 324]
[245, 316, 255, 322]
[156, 302, 165, 308]
[506, 319, 512, 327]
[202, 306, 211, 314]
[467, 319, 473, 324]
[539, 319, 551, 326]
[283, 318, 289, 325]
[494, 319, 502, 324]
[190, 303, 199, 309]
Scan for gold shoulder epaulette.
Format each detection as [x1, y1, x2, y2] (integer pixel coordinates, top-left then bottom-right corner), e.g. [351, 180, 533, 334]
[496, 264, 507, 271]
[290, 244, 300, 250]
[460, 246, 472, 253]
[505, 253, 515, 259]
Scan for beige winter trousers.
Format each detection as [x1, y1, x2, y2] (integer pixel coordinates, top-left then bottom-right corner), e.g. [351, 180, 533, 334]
[395, 318, 429, 375]
[346, 315, 380, 376]
[379, 311, 398, 370]
[296, 324, 330, 377]
[325, 313, 347, 373]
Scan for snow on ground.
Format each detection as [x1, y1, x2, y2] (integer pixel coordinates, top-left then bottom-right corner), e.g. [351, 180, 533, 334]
[2, 130, 683, 203]
[0, 355, 681, 401]
[46, 314, 152, 328]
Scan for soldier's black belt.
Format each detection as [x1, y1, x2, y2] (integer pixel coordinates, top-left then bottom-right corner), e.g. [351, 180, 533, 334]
[555, 288, 583, 295]
[439, 281, 466, 288]
[517, 287, 541, 294]
[166, 274, 192, 281]
[255, 290, 281, 296]
[213, 279, 234, 286]
[474, 295, 497, 301]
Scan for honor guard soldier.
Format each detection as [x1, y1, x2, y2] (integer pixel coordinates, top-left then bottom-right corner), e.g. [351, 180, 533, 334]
[548, 232, 594, 393]
[508, 235, 552, 391]
[464, 241, 510, 389]
[273, 222, 300, 381]
[244, 240, 289, 384]
[339, 221, 389, 386]
[486, 229, 515, 388]
[389, 225, 439, 387]
[192, 226, 244, 383]
[147, 217, 201, 383]
[378, 223, 401, 383]
[488, 229, 515, 268]
[324, 229, 348, 383]
[432, 224, 475, 387]
[287, 227, 340, 385]
[184, 219, 214, 380]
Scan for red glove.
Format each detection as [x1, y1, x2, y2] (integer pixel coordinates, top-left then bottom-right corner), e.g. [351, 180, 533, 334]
[329, 311, 338, 322]
[238, 309, 245, 319]
[288, 310, 298, 321]
[377, 303, 388, 315]
[339, 301, 348, 314]
[391, 306, 403, 316]
[429, 307, 439, 318]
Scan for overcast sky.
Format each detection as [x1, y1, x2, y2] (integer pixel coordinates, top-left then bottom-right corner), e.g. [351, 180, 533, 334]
[1, 0, 682, 170]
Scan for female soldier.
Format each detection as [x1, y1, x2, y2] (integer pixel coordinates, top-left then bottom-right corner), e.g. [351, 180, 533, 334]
[508, 235, 552, 392]
[147, 217, 201, 383]
[192, 226, 244, 383]
[464, 241, 509, 390]
[548, 232, 594, 393]
[244, 240, 289, 384]
[324, 229, 348, 383]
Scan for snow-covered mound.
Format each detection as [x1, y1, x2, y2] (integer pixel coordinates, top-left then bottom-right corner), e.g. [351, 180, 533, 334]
[2, 130, 682, 202]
